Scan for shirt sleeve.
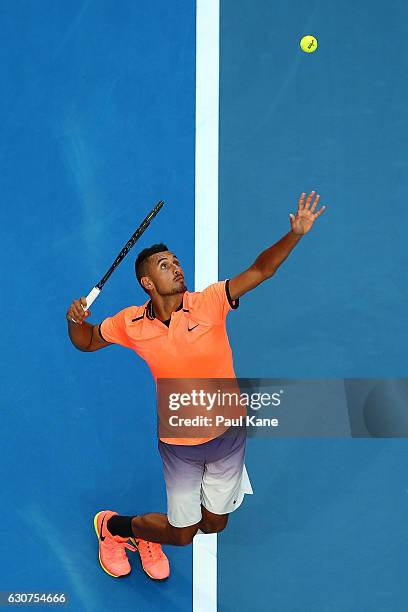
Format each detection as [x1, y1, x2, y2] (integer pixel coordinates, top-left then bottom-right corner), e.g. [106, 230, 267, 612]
[99, 307, 134, 349]
[199, 279, 239, 324]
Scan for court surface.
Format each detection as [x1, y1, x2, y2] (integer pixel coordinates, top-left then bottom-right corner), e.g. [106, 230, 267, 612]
[2, 1, 408, 611]
[218, 1, 408, 610]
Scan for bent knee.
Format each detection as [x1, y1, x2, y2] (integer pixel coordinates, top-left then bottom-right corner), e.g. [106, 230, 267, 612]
[199, 515, 229, 534]
[169, 524, 199, 546]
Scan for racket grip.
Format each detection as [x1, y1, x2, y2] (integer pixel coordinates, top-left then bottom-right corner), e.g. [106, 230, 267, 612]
[82, 286, 101, 311]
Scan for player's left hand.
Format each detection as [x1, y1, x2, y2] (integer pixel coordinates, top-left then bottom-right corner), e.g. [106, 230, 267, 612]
[289, 191, 326, 235]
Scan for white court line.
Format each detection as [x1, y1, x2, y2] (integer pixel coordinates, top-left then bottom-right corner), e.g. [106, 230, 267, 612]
[193, 1, 220, 612]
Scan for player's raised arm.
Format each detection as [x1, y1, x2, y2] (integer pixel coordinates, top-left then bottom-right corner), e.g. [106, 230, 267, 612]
[228, 191, 326, 300]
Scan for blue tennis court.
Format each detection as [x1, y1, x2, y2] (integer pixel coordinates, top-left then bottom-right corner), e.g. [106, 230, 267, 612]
[2, 1, 408, 610]
[218, 1, 408, 610]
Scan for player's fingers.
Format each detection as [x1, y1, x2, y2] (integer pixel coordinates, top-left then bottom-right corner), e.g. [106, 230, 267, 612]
[75, 307, 90, 320]
[67, 307, 80, 324]
[313, 205, 326, 218]
[66, 310, 76, 323]
[73, 302, 87, 322]
[75, 299, 87, 313]
[72, 311, 84, 324]
[310, 194, 320, 212]
[298, 192, 306, 209]
[304, 191, 315, 209]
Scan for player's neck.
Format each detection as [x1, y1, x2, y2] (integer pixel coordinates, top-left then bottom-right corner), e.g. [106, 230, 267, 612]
[150, 292, 184, 322]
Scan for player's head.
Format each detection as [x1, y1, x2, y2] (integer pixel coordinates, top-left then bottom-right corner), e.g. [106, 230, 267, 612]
[135, 243, 187, 296]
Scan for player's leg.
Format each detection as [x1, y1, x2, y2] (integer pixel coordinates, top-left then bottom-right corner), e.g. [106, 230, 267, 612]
[128, 438, 216, 543]
[103, 511, 199, 545]
[106, 507, 225, 542]
[130, 513, 200, 545]
[201, 426, 252, 524]
[198, 505, 229, 533]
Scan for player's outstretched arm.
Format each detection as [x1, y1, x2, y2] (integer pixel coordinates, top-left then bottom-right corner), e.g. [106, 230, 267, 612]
[228, 191, 326, 300]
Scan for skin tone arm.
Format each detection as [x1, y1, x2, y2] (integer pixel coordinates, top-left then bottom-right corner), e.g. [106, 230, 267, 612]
[229, 191, 326, 300]
[66, 297, 111, 351]
[66, 297, 92, 351]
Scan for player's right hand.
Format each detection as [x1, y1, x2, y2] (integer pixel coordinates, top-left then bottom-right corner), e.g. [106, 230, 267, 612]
[66, 297, 91, 325]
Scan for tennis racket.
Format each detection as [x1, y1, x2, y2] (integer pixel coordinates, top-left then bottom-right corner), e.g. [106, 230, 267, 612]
[80, 200, 164, 313]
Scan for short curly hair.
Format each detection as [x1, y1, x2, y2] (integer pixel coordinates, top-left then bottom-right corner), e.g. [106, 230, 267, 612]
[135, 243, 169, 291]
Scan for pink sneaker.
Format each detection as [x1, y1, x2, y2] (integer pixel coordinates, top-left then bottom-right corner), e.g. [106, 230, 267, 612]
[131, 538, 170, 580]
[94, 510, 136, 578]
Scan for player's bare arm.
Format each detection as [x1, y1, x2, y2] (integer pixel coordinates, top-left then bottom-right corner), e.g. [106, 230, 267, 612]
[66, 297, 112, 352]
[229, 191, 326, 300]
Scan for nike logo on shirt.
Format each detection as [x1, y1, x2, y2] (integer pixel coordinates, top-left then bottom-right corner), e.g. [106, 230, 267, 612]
[188, 324, 199, 332]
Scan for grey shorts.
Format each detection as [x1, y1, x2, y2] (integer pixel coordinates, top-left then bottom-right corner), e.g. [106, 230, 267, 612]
[158, 427, 253, 528]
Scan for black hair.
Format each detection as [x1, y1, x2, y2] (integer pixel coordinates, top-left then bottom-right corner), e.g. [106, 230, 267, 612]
[135, 243, 169, 291]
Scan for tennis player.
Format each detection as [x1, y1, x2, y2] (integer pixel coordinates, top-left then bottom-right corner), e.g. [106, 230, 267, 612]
[66, 191, 325, 580]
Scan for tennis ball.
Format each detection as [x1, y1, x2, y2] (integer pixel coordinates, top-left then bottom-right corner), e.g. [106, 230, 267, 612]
[300, 35, 318, 53]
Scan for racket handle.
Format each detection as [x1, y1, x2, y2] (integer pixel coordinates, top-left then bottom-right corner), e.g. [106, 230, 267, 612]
[82, 286, 101, 311]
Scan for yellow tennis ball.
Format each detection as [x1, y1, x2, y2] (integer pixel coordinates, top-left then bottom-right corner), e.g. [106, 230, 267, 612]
[300, 35, 318, 53]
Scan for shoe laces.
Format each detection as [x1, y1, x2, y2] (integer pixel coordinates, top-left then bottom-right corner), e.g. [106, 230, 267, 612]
[136, 539, 165, 562]
[104, 534, 136, 562]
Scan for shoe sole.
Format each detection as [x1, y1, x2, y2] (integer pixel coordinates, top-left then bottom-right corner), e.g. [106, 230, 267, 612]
[130, 538, 170, 581]
[93, 512, 131, 579]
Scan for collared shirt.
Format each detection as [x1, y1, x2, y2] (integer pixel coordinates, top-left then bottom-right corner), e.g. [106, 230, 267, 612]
[99, 280, 239, 445]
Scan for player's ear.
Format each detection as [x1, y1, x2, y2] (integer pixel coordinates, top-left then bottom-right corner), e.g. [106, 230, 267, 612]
[141, 276, 154, 292]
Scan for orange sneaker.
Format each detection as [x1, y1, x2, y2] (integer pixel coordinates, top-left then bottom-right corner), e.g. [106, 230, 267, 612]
[94, 510, 136, 578]
[131, 538, 170, 580]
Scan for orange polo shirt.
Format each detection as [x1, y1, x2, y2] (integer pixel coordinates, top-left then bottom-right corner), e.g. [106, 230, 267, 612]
[99, 280, 239, 445]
